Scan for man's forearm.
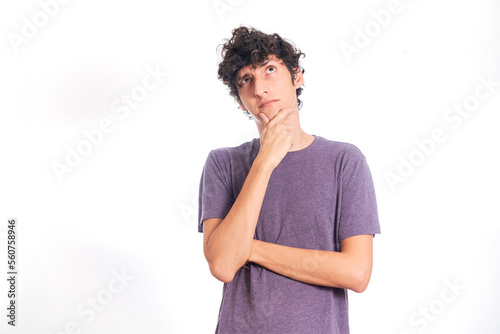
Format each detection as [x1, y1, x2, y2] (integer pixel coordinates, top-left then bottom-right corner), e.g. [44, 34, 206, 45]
[248, 237, 373, 292]
[205, 156, 273, 281]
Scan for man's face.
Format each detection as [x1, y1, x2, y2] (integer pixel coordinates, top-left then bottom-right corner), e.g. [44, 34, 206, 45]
[236, 55, 303, 123]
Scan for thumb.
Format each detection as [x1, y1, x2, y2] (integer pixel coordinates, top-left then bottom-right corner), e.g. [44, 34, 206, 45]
[259, 113, 270, 124]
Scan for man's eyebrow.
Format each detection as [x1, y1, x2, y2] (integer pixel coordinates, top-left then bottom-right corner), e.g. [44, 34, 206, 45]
[236, 72, 250, 83]
[236, 58, 274, 82]
[258, 58, 272, 67]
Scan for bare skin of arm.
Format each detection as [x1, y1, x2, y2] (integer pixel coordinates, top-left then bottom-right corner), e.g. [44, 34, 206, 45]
[203, 105, 297, 283]
[248, 235, 374, 293]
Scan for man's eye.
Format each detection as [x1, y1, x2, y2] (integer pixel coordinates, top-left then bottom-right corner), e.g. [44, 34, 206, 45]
[240, 77, 250, 85]
[266, 66, 276, 73]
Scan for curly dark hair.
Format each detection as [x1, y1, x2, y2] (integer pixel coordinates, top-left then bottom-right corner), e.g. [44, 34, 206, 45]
[217, 26, 305, 109]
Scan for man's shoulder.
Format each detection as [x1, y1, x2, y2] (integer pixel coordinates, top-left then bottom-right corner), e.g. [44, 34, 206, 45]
[315, 135, 366, 160]
[207, 138, 259, 162]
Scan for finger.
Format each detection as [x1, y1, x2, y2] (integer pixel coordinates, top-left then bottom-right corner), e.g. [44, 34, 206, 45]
[272, 104, 297, 124]
[259, 113, 270, 125]
[270, 107, 291, 124]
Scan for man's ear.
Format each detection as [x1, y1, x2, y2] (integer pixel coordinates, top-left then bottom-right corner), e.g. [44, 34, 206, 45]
[292, 68, 304, 88]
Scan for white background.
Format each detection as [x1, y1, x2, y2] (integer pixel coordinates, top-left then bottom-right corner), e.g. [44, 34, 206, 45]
[1, 0, 499, 333]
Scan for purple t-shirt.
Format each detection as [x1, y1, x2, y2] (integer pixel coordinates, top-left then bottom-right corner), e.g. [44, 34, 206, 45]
[198, 135, 380, 334]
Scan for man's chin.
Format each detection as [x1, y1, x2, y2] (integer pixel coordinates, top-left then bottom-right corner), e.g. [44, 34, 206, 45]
[261, 108, 279, 120]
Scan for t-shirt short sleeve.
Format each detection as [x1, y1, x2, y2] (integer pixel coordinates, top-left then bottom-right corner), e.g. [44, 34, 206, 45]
[197, 150, 235, 233]
[338, 145, 381, 242]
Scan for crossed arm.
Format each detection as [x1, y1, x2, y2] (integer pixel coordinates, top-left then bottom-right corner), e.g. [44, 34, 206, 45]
[205, 214, 373, 292]
[248, 235, 373, 293]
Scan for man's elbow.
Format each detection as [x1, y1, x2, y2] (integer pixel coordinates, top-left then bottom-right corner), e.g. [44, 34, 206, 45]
[208, 261, 236, 283]
[204, 246, 249, 283]
[350, 267, 372, 293]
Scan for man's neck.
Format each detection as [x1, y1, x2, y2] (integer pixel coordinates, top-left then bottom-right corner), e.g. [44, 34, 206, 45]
[288, 129, 315, 152]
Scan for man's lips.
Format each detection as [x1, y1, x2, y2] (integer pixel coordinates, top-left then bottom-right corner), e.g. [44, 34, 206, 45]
[259, 99, 278, 108]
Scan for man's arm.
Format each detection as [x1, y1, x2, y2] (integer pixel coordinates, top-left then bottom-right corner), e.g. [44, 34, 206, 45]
[248, 234, 374, 293]
[202, 159, 272, 283]
[203, 106, 297, 283]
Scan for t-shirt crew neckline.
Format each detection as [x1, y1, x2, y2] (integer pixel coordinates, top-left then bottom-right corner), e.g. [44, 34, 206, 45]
[254, 134, 318, 156]
[287, 134, 317, 154]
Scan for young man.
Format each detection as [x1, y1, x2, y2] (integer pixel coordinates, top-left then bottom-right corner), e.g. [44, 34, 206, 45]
[198, 26, 380, 334]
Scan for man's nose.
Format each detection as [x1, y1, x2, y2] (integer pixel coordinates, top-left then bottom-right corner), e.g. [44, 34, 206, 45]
[253, 76, 269, 97]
